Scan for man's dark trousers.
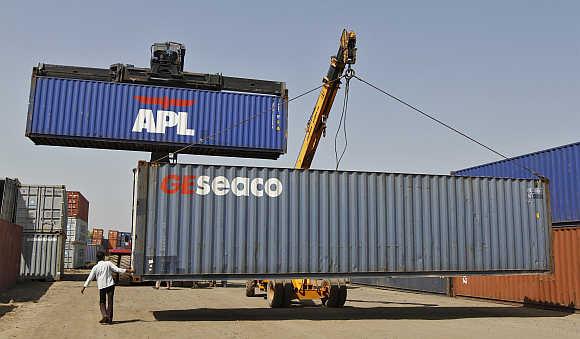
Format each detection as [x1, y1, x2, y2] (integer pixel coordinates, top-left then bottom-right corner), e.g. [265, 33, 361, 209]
[99, 285, 115, 322]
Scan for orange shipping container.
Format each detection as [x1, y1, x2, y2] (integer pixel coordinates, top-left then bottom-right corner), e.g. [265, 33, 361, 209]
[452, 226, 580, 309]
[67, 191, 89, 222]
[108, 230, 118, 239]
[91, 228, 103, 244]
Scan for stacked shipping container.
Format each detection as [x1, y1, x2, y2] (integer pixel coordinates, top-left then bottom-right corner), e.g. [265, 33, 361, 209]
[67, 191, 88, 222]
[118, 232, 131, 249]
[452, 227, 579, 309]
[64, 192, 89, 269]
[450, 142, 580, 309]
[20, 232, 65, 280]
[15, 185, 67, 232]
[15, 184, 67, 281]
[90, 228, 104, 245]
[108, 230, 118, 250]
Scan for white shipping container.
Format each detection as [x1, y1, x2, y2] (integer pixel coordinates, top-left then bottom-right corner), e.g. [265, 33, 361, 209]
[20, 232, 65, 281]
[66, 217, 88, 243]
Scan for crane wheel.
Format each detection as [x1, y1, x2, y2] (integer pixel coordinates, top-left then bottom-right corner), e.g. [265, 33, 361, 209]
[282, 282, 295, 307]
[338, 285, 348, 307]
[245, 280, 256, 297]
[267, 281, 284, 308]
[325, 285, 342, 308]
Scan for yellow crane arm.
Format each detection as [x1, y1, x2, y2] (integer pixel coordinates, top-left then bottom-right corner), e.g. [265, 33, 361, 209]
[294, 29, 357, 169]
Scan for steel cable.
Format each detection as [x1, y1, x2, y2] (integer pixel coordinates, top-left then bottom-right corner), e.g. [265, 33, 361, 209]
[352, 74, 543, 178]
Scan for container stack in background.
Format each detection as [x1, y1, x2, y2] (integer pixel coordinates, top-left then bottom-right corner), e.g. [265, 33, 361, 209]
[118, 231, 131, 249]
[86, 228, 104, 264]
[108, 230, 118, 250]
[16, 185, 67, 281]
[64, 192, 89, 269]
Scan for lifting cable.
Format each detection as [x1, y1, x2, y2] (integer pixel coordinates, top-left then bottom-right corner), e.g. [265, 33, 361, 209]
[334, 67, 354, 170]
[152, 75, 346, 164]
[351, 74, 543, 178]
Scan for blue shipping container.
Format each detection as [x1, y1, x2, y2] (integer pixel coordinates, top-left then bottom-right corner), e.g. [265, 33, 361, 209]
[26, 77, 287, 159]
[453, 142, 580, 224]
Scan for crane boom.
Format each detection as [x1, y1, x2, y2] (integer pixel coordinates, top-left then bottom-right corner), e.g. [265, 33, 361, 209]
[247, 30, 357, 308]
[295, 29, 357, 169]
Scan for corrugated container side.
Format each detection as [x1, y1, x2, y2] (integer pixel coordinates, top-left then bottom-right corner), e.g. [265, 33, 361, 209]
[67, 191, 89, 222]
[452, 226, 580, 309]
[85, 244, 101, 264]
[20, 232, 65, 281]
[133, 163, 552, 280]
[0, 178, 20, 223]
[0, 220, 22, 291]
[66, 217, 88, 243]
[15, 185, 67, 232]
[27, 77, 287, 159]
[64, 242, 87, 269]
[453, 142, 580, 224]
[353, 277, 449, 294]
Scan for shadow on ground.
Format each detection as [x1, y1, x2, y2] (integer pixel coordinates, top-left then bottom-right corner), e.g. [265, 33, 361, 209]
[62, 273, 88, 281]
[152, 305, 573, 322]
[0, 281, 53, 303]
[348, 299, 437, 307]
[0, 305, 16, 319]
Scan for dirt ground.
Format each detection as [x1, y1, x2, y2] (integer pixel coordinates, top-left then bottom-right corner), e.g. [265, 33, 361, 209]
[0, 275, 578, 339]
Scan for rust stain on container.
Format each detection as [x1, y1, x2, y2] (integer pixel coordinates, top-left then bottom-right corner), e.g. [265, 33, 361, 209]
[452, 226, 580, 309]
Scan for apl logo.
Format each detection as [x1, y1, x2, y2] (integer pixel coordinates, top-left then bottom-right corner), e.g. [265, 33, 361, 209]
[131, 96, 196, 136]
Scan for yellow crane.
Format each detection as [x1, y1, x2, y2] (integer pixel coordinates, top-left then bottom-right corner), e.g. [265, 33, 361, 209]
[246, 29, 357, 307]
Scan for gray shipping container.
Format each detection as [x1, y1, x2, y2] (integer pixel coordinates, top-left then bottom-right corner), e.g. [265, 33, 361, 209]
[132, 162, 552, 280]
[0, 178, 20, 223]
[20, 232, 65, 281]
[85, 244, 101, 264]
[16, 185, 67, 232]
[64, 242, 86, 269]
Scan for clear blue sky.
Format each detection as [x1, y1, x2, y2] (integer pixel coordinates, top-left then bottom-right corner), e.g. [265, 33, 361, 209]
[1, 1, 578, 232]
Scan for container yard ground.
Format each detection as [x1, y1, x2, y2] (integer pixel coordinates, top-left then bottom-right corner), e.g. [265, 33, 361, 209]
[0, 280, 578, 339]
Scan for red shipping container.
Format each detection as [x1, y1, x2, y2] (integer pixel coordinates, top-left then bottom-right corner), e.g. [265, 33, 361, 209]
[67, 191, 89, 222]
[0, 220, 22, 291]
[452, 226, 580, 309]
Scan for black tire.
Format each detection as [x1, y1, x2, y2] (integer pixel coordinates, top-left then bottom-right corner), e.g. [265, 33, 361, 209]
[282, 282, 295, 307]
[338, 285, 348, 307]
[326, 285, 341, 308]
[267, 281, 284, 308]
[245, 280, 255, 297]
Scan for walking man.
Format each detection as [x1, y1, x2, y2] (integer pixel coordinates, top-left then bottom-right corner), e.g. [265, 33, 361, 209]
[81, 251, 133, 324]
